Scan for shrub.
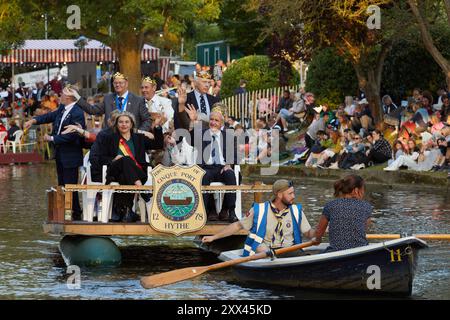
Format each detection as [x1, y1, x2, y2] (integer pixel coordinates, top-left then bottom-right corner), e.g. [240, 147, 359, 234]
[305, 48, 358, 108]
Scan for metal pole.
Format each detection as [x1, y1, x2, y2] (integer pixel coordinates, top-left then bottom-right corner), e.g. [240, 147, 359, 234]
[108, 24, 112, 93]
[11, 62, 15, 105]
[44, 13, 50, 86]
[181, 37, 184, 57]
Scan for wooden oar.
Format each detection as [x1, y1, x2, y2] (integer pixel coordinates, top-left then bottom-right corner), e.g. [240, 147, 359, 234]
[140, 241, 314, 289]
[367, 234, 450, 241]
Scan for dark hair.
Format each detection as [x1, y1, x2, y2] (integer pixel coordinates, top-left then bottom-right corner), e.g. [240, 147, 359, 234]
[334, 175, 365, 197]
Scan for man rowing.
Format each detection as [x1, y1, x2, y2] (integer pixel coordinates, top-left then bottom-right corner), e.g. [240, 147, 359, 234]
[202, 179, 316, 256]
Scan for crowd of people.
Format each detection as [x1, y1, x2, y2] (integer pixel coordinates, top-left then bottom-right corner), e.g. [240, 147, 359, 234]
[275, 88, 450, 176]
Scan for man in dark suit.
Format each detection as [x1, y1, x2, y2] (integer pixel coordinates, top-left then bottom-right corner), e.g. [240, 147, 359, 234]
[72, 72, 151, 131]
[24, 85, 86, 220]
[181, 104, 239, 222]
[174, 71, 219, 130]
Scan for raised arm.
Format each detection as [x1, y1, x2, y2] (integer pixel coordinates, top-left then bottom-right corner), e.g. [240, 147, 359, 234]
[77, 97, 106, 116]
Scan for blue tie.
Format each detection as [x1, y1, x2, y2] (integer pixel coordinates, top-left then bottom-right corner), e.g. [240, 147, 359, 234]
[200, 94, 207, 114]
[118, 97, 124, 111]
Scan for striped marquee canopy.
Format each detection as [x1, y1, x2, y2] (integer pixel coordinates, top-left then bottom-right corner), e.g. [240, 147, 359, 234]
[0, 39, 159, 64]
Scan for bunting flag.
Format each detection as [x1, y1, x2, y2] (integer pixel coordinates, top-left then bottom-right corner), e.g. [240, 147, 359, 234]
[0, 39, 159, 64]
[159, 57, 170, 81]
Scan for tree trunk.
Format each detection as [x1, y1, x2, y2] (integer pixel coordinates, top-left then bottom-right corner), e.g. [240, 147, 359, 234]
[408, 0, 450, 91]
[355, 69, 382, 124]
[353, 42, 392, 124]
[112, 32, 143, 95]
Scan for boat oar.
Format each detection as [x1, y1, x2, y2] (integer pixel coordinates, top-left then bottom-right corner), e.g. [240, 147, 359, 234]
[140, 241, 315, 289]
[367, 234, 450, 241]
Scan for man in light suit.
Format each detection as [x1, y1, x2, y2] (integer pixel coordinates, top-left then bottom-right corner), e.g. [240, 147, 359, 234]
[141, 76, 174, 133]
[174, 71, 219, 130]
[24, 85, 86, 220]
[74, 72, 151, 131]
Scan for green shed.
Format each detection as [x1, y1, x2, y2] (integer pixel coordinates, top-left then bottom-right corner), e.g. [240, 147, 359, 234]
[196, 40, 244, 67]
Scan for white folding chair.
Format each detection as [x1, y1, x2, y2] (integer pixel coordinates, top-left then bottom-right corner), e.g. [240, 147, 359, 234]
[210, 164, 241, 217]
[6, 130, 23, 153]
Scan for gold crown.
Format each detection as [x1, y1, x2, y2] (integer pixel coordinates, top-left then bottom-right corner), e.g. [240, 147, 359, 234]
[142, 76, 156, 85]
[196, 71, 212, 80]
[211, 104, 226, 117]
[113, 72, 128, 80]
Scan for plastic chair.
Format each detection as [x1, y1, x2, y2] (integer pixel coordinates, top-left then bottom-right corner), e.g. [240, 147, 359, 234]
[6, 130, 23, 153]
[210, 165, 242, 218]
[0, 131, 7, 154]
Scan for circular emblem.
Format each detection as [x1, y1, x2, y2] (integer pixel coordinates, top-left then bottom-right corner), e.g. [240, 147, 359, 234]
[157, 179, 199, 221]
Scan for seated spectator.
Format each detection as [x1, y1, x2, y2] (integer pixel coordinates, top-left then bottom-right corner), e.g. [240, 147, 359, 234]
[7, 119, 21, 141]
[344, 96, 356, 116]
[351, 99, 374, 137]
[388, 139, 406, 166]
[334, 134, 366, 170]
[305, 130, 332, 167]
[304, 108, 325, 149]
[316, 130, 343, 168]
[430, 114, 445, 136]
[277, 90, 294, 112]
[365, 129, 392, 166]
[90, 112, 164, 222]
[421, 91, 434, 115]
[410, 102, 430, 134]
[384, 132, 440, 171]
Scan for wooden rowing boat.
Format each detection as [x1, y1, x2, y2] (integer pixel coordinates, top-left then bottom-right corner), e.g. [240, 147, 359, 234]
[218, 237, 428, 296]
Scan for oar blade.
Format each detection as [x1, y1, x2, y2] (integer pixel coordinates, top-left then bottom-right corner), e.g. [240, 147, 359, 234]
[140, 266, 209, 289]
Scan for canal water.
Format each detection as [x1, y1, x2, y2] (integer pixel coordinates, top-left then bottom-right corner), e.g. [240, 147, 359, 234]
[0, 163, 449, 299]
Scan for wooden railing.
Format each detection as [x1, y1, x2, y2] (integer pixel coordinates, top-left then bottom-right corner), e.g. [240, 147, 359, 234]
[221, 85, 301, 128]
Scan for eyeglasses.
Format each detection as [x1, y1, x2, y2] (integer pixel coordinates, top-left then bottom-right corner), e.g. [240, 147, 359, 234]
[288, 181, 294, 187]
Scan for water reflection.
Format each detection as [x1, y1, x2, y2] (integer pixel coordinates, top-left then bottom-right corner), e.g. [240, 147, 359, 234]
[0, 164, 448, 299]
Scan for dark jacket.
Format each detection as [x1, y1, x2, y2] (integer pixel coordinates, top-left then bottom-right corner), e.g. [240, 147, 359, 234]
[34, 103, 86, 168]
[174, 91, 219, 130]
[90, 128, 164, 181]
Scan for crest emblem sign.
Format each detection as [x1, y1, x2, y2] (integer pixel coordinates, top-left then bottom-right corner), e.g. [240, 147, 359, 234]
[150, 165, 206, 236]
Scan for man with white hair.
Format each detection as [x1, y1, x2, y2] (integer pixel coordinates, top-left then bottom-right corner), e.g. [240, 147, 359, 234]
[175, 71, 219, 130]
[140, 76, 174, 133]
[183, 104, 238, 222]
[24, 85, 86, 220]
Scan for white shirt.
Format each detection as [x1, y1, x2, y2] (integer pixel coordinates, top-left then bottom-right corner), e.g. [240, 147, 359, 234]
[146, 94, 174, 132]
[207, 130, 225, 165]
[57, 102, 76, 135]
[194, 90, 210, 117]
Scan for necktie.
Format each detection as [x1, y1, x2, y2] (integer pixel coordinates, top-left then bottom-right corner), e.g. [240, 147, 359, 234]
[200, 94, 207, 114]
[271, 207, 289, 247]
[211, 135, 220, 165]
[56, 112, 64, 135]
[118, 96, 124, 111]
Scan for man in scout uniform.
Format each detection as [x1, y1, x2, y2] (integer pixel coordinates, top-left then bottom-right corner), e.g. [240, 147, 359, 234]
[141, 76, 174, 133]
[73, 72, 151, 131]
[202, 179, 316, 256]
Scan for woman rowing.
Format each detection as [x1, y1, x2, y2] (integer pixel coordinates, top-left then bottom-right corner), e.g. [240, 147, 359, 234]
[315, 174, 372, 252]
